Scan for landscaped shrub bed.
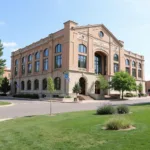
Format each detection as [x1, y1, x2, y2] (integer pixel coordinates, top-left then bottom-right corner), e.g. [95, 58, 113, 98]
[13, 94, 39, 99]
[97, 104, 129, 115]
[105, 117, 132, 130]
[117, 105, 129, 114]
[97, 105, 116, 115]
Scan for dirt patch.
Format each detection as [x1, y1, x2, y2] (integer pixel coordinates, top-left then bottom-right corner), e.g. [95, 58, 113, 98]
[102, 125, 136, 131]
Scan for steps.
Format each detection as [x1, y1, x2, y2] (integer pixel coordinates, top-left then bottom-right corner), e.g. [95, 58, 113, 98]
[78, 95, 94, 100]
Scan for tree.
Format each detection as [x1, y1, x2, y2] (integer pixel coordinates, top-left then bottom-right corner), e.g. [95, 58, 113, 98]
[137, 83, 143, 95]
[47, 77, 55, 115]
[0, 40, 6, 84]
[0, 77, 10, 94]
[97, 74, 109, 98]
[72, 83, 81, 100]
[110, 71, 137, 100]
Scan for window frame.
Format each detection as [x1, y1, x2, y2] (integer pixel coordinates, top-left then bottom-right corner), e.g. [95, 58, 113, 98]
[78, 55, 87, 69]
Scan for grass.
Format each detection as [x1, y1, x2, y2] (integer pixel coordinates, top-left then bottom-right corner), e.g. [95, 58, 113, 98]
[0, 105, 150, 150]
[0, 101, 11, 105]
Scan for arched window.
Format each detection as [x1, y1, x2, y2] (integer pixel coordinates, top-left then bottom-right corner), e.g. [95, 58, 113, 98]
[44, 48, 49, 57]
[35, 52, 40, 59]
[21, 81, 25, 90]
[54, 77, 61, 90]
[28, 54, 32, 62]
[139, 63, 142, 69]
[27, 80, 31, 90]
[132, 61, 136, 67]
[114, 54, 119, 61]
[125, 59, 130, 66]
[78, 44, 87, 53]
[43, 78, 47, 90]
[55, 44, 62, 53]
[34, 79, 39, 90]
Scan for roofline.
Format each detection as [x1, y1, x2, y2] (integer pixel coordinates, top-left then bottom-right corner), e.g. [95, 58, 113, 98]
[73, 24, 123, 47]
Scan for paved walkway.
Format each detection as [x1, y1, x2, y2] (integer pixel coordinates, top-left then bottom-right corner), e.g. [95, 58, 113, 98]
[0, 97, 150, 120]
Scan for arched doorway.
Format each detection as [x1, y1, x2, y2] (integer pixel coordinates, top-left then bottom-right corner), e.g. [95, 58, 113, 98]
[79, 77, 86, 95]
[95, 81, 100, 94]
[14, 81, 17, 94]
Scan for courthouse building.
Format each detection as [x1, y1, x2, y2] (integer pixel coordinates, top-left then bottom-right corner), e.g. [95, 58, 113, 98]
[11, 20, 145, 98]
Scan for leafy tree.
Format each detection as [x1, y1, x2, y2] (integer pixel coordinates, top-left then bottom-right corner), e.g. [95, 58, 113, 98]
[97, 74, 109, 97]
[0, 77, 10, 94]
[110, 71, 137, 99]
[137, 83, 143, 95]
[0, 40, 6, 84]
[73, 83, 81, 99]
[47, 77, 55, 115]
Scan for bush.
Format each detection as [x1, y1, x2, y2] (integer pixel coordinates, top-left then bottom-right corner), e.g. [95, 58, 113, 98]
[141, 93, 147, 97]
[65, 95, 72, 98]
[105, 117, 131, 130]
[97, 105, 116, 115]
[117, 105, 129, 114]
[124, 93, 134, 97]
[13, 94, 39, 99]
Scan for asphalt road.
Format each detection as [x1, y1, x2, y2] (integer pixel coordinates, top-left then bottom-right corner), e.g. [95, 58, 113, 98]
[0, 97, 150, 119]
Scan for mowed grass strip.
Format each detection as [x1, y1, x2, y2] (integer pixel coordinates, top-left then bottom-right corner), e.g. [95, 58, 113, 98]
[0, 101, 11, 105]
[0, 105, 150, 150]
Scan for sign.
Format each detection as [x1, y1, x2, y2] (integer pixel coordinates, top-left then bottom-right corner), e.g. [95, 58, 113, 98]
[64, 73, 69, 79]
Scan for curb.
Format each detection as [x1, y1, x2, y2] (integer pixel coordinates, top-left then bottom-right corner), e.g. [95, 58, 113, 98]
[0, 103, 15, 108]
[0, 118, 12, 122]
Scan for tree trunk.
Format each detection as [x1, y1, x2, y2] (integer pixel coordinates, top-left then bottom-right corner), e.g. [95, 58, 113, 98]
[122, 90, 124, 100]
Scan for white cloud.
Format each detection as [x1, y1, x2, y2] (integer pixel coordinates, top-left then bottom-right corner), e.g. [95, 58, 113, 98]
[0, 21, 6, 25]
[2, 42, 17, 48]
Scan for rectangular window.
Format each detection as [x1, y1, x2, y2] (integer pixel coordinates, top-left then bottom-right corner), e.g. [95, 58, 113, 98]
[138, 70, 142, 78]
[35, 61, 40, 72]
[132, 69, 136, 77]
[78, 55, 87, 68]
[43, 58, 48, 71]
[114, 63, 119, 73]
[22, 65, 25, 74]
[28, 63, 32, 73]
[15, 67, 18, 76]
[126, 67, 130, 74]
[55, 55, 62, 68]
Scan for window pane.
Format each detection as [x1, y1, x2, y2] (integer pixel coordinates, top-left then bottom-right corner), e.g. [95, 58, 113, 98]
[132, 69, 136, 77]
[55, 55, 62, 68]
[43, 59, 48, 71]
[35, 61, 40, 72]
[78, 55, 87, 68]
[114, 63, 119, 73]
[78, 44, 87, 53]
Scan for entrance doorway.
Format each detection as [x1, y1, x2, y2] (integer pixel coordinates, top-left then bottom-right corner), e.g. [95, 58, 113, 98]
[79, 77, 86, 95]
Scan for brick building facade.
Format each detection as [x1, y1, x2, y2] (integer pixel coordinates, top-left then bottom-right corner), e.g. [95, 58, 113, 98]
[11, 20, 145, 98]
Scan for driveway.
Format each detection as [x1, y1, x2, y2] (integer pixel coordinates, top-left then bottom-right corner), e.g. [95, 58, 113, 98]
[0, 97, 150, 119]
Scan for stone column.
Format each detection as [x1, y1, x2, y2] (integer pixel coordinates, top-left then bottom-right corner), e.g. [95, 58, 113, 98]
[142, 61, 145, 80]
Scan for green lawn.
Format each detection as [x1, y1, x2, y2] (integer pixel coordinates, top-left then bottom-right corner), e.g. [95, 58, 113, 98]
[0, 105, 150, 150]
[0, 101, 11, 105]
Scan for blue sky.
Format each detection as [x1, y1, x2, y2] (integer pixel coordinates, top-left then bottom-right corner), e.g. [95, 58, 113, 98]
[0, 0, 150, 80]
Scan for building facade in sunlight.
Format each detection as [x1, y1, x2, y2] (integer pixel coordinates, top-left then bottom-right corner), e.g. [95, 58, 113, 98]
[11, 20, 145, 98]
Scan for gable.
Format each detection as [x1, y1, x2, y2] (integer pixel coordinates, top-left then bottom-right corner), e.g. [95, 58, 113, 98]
[73, 24, 123, 47]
